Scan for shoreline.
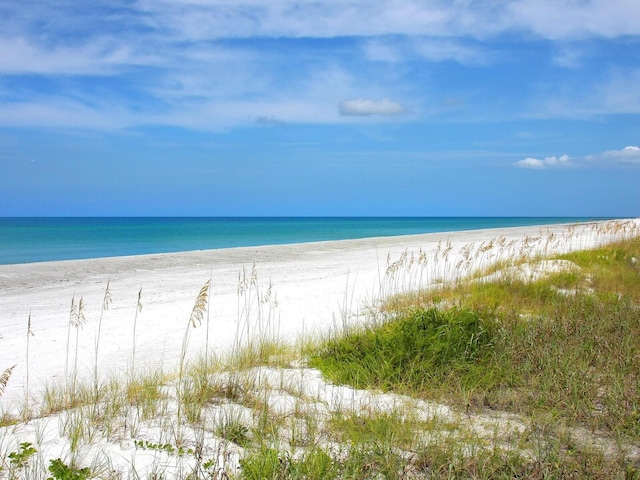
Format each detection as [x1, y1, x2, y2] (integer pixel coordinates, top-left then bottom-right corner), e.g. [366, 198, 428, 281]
[0, 221, 605, 297]
[0, 219, 614, 275]
[0, 216, 614, 267]
[1, 219, 638, 410]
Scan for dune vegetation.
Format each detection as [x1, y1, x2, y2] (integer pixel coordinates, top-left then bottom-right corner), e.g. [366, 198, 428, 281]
[1, 221, 639, 479]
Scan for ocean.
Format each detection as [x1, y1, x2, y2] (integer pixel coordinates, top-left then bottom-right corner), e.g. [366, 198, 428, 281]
[0, 217, 607, 265]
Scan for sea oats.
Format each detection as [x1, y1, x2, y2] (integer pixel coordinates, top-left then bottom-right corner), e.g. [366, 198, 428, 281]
[0, 365, 15, 398]
[190, 280, 210, 328]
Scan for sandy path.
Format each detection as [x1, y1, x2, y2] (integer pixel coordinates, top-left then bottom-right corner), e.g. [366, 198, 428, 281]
[0, 220, 636, 411]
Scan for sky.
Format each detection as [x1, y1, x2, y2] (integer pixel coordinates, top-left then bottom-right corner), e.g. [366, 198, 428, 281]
[1, 0, 639, 217]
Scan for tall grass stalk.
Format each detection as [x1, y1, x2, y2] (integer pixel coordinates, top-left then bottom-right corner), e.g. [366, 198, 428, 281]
[64, 295, 76, 394]
[204, 272, 212, 369]
[64, 295, 86, 402]
[235, 265, 254, 355]
[177, 280, 209, 428]
[71, 297, 86, 402]
[93, 280, 112, 401]
[130, 288, 143, 378]
[238, 264, 258, 349]
[25, 311, 34, 415]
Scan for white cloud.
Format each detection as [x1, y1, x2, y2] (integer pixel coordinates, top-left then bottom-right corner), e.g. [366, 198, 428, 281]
[587, 145, 640, 165]
[505, 0, 640, 40]
[133, 0, 640, 41]
[134, 1, 457, 40]
[1, 0, 639, 131]
[338, 98, 408, 116]
[516, 154, 571, 169]
[516, 146, 640, 169]
[3, 1, 640, 55]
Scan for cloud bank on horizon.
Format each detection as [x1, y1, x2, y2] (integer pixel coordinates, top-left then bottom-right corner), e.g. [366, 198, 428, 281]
[1, 0, 639, 216]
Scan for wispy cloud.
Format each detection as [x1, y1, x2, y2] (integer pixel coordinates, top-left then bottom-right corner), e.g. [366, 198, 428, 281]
[515, 146, 640, 169]
[504, 0, 640, 40]
[0, 37, 152, 75]
[595, 69, 640, 114]
[133, 0, 640, 41]
[338, 98, 408, 117]
[526, 67, 640, 119]
[552, 44, 588, 68]
[362, 37, 493, 66]
[0, 99, 136, 129]
[0, 0, 639, 130]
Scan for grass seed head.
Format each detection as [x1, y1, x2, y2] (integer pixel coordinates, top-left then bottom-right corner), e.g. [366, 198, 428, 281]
[0, 365, 16, 398]
[190, 280, 210, 328]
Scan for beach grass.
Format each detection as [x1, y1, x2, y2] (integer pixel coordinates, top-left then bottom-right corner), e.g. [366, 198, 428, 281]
[304, 234, 640, 478]
[1, 220, 639, 478]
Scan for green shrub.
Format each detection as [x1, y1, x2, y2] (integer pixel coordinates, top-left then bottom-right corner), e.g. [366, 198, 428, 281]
[47, 458, 91, 480]
[310, 307, 497, 392]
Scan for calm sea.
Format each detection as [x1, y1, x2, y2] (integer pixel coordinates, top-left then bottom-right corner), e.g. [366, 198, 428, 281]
[0, 217, 606, 265]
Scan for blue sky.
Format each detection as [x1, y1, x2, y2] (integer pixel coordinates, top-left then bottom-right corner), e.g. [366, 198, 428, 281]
[1, 0, 639, 217]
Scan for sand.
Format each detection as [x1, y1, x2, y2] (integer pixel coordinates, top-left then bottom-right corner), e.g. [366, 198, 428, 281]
[1, 220, 638, 411]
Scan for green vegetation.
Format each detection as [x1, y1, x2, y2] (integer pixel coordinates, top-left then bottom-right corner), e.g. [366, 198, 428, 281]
[301, 236, 640, 478]
[8, 442, 37, 470]
[47, 458, 91, 480]
[313, 286, 640, 436]
[239, 446, 337, 480]
[310, 307, 498, 393]
[1, 443, 91, 480]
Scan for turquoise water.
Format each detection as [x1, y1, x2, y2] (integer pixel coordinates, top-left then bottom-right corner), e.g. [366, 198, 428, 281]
[0, 217, 606, 265]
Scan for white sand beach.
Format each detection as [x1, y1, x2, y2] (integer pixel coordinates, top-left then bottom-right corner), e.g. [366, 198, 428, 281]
[1, 218, 640, 477]
[2, 219, 638, 411]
